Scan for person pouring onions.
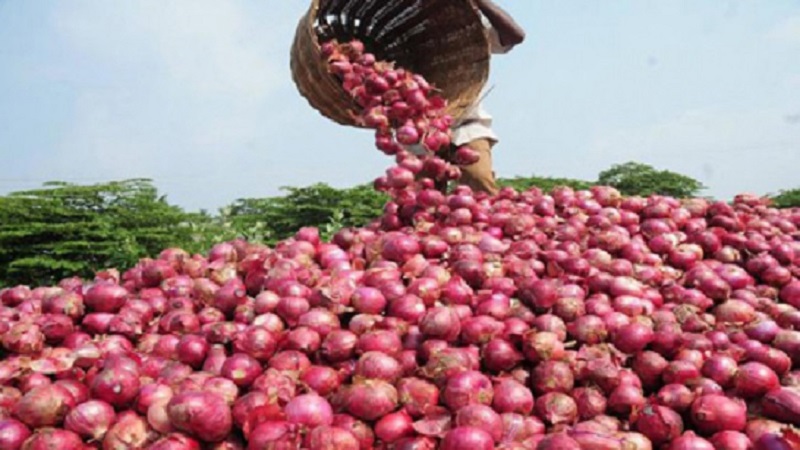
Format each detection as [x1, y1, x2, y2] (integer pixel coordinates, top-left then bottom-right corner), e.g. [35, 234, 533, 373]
[409, 0, 525, 196]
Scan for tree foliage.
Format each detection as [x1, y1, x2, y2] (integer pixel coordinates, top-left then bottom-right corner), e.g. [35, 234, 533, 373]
[0, 179, 202, 287]
[597, 162, 705, 198]
[498, 175, 594, 193]
[771, 188, 800, 208]
[224, 183, 389, 245]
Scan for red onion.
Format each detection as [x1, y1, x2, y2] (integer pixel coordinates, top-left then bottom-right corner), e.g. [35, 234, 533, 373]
[321, 329, 357, 362]
[0, 419, 30, 450]
[20, 428, 83, 450]
[455, 404, 503, 442]
[333, 413, 375, 450]
[2, 323, 45, 355]
[306, 425, 360, 450]
[461, 316, 504, 345]
[149, 433, 202, 450]
[535, 433, 581, 449]
[375, 410, 414, 443]
[492, 379, 534, 415]
[268, 350, 311, 373]
[657, 384, 694, 412]
[220, 353, 262, 387]
[732, 361, 779, 398]
[103, 411, 157, 449]
[351, 287, 387, 314]
[343, 379, 399, 421]
[633, 404, 683, 445]
[176, 334, 209, 368]
[666, 431, 715, 450]
[12, 384, 76, 428]
[167, 391, 232, 442]
[251, 369, 297, 406]
[246, 421, 300, 448]
[573, 387, 607, 420]
[709, 430, 751, 450]
[612, 322, 654, 354]
[522, 331, 565, 363]
[761, 387, 800, 426]
[531, 360, 574, 395]
[397, 378, 439, 417]
[300, 366, 341, 396]
[607, 384, 645, 417]
[443, 370, 493, 410]
[701, 354, 738, 388]
[356, 329, 403, 356]
[482, 338, 523, 372]
[632, 351, 669, 390]
[284, 394, 333, 429]
[355, 351, 402, 383]
[204, 377, 240, 406]
[441, 427, 495, 450]
[84, 283, 128, 313]
[535, 392, 578, 426]
[690, 394, 747, 434]
[148, 397, 174, 434]
[90, 367, 140, 408]
[64, 400, 116, 440]
[17, 374, 50, 394]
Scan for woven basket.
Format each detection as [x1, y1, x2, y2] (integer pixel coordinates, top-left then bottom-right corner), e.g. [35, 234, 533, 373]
[290, 0, 491, 128]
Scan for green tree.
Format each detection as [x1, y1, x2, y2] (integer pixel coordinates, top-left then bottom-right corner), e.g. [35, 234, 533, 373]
[498, 175, 594, 193]
[0, 179, 204, 287]
[771, 188, 800, 208]
[224, 183, 388, 245]
[597, 162, 705, 198]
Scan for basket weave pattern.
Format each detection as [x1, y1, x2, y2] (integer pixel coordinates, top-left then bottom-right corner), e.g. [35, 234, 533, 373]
[291, 0, 491, 127]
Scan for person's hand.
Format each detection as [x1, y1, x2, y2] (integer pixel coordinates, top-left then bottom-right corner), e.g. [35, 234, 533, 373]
[472, 0, 525, 48]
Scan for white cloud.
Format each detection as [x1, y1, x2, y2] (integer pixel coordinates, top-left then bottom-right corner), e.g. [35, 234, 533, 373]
[588, 108, 800, 198]
[767, 15, 800, 45]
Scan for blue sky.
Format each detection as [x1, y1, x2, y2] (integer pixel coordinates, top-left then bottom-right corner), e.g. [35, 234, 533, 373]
[1, 1, 798, 212]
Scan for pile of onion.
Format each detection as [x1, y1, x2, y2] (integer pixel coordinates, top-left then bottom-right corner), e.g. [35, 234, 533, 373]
[0, 39, 798, 450]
